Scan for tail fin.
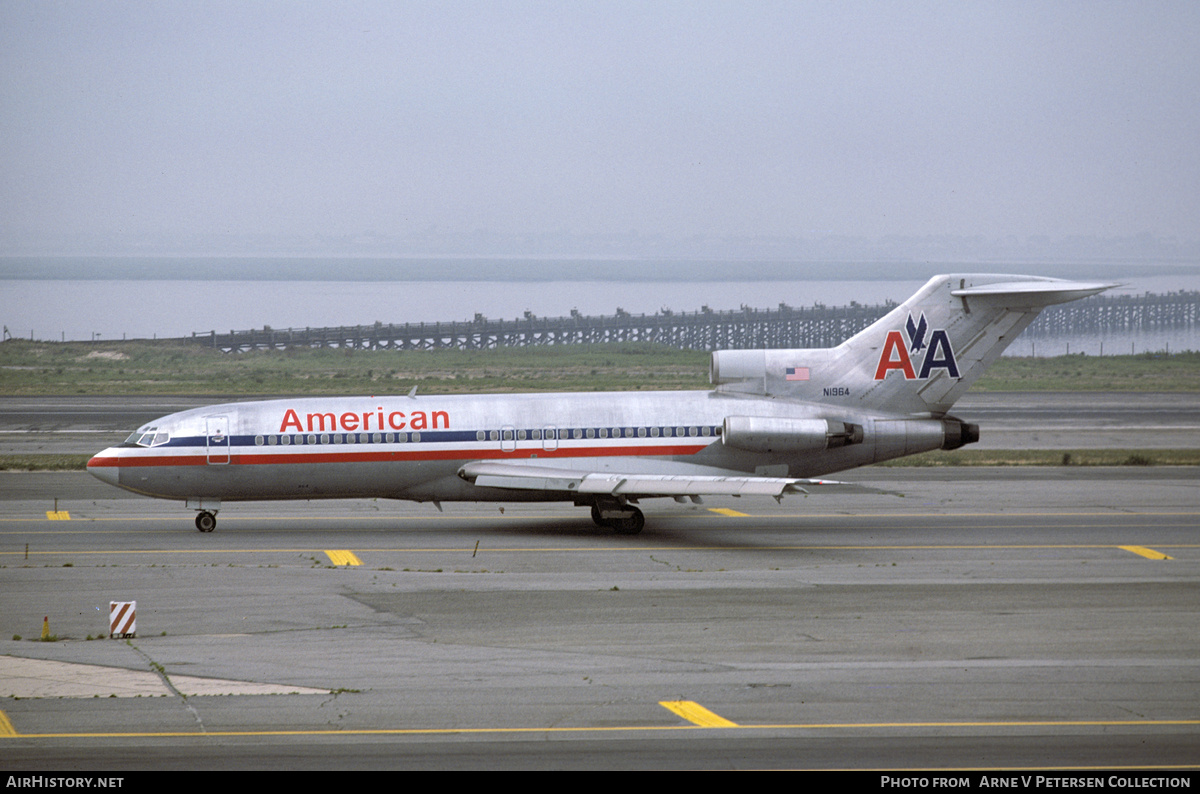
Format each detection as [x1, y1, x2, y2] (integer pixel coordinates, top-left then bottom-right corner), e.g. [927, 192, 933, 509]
[711, 274, 1114, 415]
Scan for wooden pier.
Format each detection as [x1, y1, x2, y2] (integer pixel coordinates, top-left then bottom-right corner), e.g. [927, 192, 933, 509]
[191, 291, 1198, 353]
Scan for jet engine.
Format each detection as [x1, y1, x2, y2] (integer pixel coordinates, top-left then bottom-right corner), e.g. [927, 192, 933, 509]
[872, 417, 980, 459]
[722, 416, 864, 453]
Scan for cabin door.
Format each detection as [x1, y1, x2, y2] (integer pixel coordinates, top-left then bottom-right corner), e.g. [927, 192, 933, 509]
[206, 415, 230, 465]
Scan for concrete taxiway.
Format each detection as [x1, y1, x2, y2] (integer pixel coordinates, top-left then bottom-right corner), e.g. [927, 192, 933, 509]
[1, 466, 1197, 770]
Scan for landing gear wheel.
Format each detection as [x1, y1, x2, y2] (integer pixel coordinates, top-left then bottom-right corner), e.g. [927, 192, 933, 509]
[195, 511, 216, 533]
[611, 507, 645, 535]
[590, 505, 605, 527]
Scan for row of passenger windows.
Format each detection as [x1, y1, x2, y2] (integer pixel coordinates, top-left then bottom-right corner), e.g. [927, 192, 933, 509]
[482, 425, 719, 441]
[256, 432, 420, 446]
[251, 425, 721, 447]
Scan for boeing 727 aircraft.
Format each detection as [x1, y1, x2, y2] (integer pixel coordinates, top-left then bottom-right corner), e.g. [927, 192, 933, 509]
[88, 274, 1113, 534]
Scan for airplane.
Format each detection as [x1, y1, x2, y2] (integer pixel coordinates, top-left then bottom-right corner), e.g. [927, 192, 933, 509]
[87, 273, 1113, 534]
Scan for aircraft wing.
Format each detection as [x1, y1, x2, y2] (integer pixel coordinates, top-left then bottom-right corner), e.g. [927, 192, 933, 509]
[457, 461, 877, 499]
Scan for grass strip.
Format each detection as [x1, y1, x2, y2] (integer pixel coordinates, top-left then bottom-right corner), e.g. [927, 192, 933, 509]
[2, 339, 1198, 396]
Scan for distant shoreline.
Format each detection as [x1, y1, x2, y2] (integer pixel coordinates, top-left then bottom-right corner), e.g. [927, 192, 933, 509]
[3, 255, 1195, 283]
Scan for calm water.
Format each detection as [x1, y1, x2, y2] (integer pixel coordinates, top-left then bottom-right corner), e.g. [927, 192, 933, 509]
[3, 275, 1197, 354]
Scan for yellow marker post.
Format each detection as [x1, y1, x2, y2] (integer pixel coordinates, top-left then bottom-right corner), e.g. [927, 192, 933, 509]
[46, 511, 70, 520]
[659, 700, 739, 727]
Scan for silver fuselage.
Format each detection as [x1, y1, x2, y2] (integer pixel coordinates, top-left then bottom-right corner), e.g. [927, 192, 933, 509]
[86, 390, 936, 504]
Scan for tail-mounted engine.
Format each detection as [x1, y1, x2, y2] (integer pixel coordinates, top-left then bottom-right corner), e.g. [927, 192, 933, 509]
[722, 416, 864, 454]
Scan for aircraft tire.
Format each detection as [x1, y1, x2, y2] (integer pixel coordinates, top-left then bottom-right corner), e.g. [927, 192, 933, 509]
[195, 511, 216, 533]
[590, 505, 606, 527]
[611, 507, 644, 535]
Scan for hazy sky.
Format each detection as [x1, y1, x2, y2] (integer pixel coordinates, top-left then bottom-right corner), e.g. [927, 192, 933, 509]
[3, 1, 1198, 251]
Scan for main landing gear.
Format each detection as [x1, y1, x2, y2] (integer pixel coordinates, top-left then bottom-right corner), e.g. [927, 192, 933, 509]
[590, 504, 645, 535]
[194, 511, 217, 533]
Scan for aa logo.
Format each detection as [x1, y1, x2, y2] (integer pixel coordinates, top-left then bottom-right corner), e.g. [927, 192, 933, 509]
[873, 312, 961, 380]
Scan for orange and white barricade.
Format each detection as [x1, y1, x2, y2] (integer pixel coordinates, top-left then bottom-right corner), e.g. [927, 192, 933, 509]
[109, 601, 136, 638]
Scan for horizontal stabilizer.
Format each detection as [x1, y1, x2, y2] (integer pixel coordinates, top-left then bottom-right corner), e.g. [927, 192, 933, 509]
[951, 279, 1116, 306]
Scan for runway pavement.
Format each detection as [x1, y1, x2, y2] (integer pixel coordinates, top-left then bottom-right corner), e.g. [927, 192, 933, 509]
[1, 466, 1197, 770]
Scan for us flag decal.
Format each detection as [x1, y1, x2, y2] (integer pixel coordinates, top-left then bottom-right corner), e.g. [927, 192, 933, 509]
[785, 367, 810, 381]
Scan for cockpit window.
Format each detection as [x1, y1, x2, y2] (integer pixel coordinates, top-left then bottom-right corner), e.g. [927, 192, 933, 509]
[123, 427, 170, 447]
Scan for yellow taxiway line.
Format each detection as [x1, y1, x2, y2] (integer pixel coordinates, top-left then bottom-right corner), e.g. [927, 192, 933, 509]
[1, 705, 1196, 740]
[1119, 545, 1173, 560]
[3, 543, 1196, 558]
[660, 700, 739, 727]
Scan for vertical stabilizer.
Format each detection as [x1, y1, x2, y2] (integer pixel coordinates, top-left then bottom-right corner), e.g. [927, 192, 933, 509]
[712, 274, 1115, 415]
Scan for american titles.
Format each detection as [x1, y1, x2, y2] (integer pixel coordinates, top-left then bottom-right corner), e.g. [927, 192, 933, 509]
[279, 407, 449, 433]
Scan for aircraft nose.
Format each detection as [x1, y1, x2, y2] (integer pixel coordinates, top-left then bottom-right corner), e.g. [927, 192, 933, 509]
[87, 451, 120, 486]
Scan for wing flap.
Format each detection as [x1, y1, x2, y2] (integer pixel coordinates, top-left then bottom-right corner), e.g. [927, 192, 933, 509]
[458, 461, 871, 498]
